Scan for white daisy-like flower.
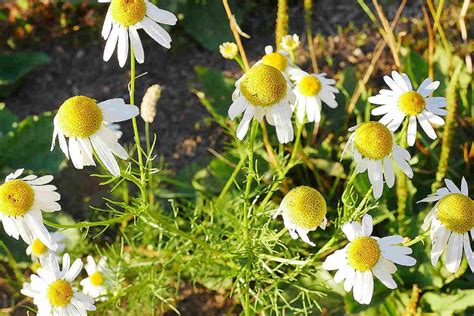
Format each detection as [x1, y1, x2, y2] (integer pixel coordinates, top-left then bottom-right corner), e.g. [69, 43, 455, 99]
[342, 121, 413, 199]
[369, 71, 447, 146]
[21, 253, 96, 315]
[80, 256, 114, 301]
[419, 177, 473, 273]
[290, 70, 339, 123]
[100, 0, 177, 67]
[228, 64, 295, 143]
[323, 214, 416, 305]
[273, 186, 327, 246]
[259, 45, 297, 76]
[280, 34, 300, 52]
[26, 232, 66, 260]
[0, 169, 61, 250]
[219, 42, 238, 60]
[51, 95, 139, 177]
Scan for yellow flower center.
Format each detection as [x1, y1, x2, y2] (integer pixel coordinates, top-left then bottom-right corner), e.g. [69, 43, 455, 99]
[354, 122, 393, 160]
[90, 271, 105, 286]
[47, 280, 73, 307]
[31, 239, 48, 255]
[110, 0, 147, 27]
[0, 180, 35, 217]
[297, 75, 321, 96]
[398, 91, 426, 116]
[57, 96, 103, 138]
[281, 186, 327, 230]
[347, 237, 381, 271]
[240, 64, 287, 107]
[262, 52, 288, 72]
[437, 193, 474, 234]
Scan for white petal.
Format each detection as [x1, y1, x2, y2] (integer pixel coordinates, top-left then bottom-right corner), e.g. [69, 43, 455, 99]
[460, 177, 468, 195]
[141, 17, 172, 49]
[407, 116, 417, 146]
[361, 215, 373, 237]
[444, 179, 461, 193]
[228, 97, 247, 120]
[64, 259, 83, 282]
[445, 233, 463, 273]
[117, 26, 129, 68]
[101, 8, 112, 39]
[463, 233, 474, 272]
[236, 106, 254, 140]
[69, 138, 84, 169]
[383, 156, 395, 188]
[128, 25, 144, 64]
[99, 100, 138, 123]
[90, 136, 120, 177]
[103, 23, 119, 62]
[146, 2, 177, 25]
[418, 113, 437, 140]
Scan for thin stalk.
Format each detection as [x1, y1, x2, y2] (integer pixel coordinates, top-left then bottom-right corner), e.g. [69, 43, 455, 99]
[129, 48, 146, 202]
[222, 0, 249, 70]
[145, 122, 154, 206]
[217, 155, 246, 201]
[304, 0, 318, 72]
[289, 117, 305, 165]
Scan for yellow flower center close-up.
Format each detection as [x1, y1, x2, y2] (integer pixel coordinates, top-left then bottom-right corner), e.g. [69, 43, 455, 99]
[31, 239, 48, 256]
[47, 280, 73, 307]
[354, 122, 393, 160]
[90, 271, 105, 286]
[240, 64, 287, 107]
[437, 193, 474, 234]
[262, 52, 288, 72]
[398, 91, 426, 116]
[57, 95, 103, 138]
[111, 0, 147, 27]
[0, 180, 35, 217]
[347, 237, 381, 271]
[297, 75, 321, 96]
[281, 186, 327, 230]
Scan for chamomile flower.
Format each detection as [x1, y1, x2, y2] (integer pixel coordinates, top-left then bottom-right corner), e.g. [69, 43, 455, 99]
[21, 253, 96, 315]
[219, 42, 238, 60]
[51, 96, 139, 177]
[280, 34, 300, 52]
[342, 122, 413, 199]
[228, 64, 295, 143]
[100, 0, 177, 67]
[80, 256, 114, 301]
[290, 70, 339, 123]
[259, 45, 296, 76]
[273, 186, 327, 246]
[323, 214, 416, 305]
[369, 71, 447, 146]
[26, 232, 66, 260]
[419, 177, 473, 273]
[0, 169, 60, 250]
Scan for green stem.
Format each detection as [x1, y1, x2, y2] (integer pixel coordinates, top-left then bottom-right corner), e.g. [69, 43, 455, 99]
[234, 55, 245, 71]
[130, 48, 146, 202]
[44, 214, 133, 229]
[403, 231, 429, 247]
[217, 155, 246, 201]
[145, 122, 154, 206]
[289, 117, 305, 166]
[243, 119, 259, 316]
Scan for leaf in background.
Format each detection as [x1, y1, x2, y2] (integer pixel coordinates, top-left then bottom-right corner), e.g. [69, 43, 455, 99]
[0, 111, 65, 173]
[195, 65, 235, 117]
[181, 0, 240, 51]
[422, 290, 474, 316]
[0, 103, 18, 135]
[0, 51, 50, 98]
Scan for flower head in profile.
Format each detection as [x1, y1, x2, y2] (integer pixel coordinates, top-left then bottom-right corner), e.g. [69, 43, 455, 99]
[100, 0, 177, 67]
[369, 71, 446, 146]
[219, 42, 238, 60]
[342, 122, 413, 199]
[323, 215, 416, 305]
[228, 64, 295, 143]
[0, 169, 61, 250]
[273, 186, 327, 246]
[21, 253, 96, 315]
[26, 231, 66, 260]
[280, 34, 300, 52]
[51, 96, 139, 176]
[419, 177, 473, 273]
[259, 45, 296, 76]
[290, 70, 339, 123]
[80, 256, 115, 301]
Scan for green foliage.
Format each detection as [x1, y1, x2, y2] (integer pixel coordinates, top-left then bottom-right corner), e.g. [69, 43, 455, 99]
[0, 51, 50, 98]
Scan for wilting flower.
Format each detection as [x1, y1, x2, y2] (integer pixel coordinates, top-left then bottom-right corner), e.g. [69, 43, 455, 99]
[369, 71, 446, 146]
[342, 122, 413, 199]
[419, 177, 473, 273]
[51, 96, 139, 176]
[141, 84, 162, 124]
[0, 169, 61, 249]
[323, 214, 416, 305]
[26, 232, 66, 260]
[100, 0, 177, 67]
[291, 70, 338, 123]
[21, 253, 96, 315]
[280, 34, 300, 52]
[80, 256, 114, 301]
[219, 42, 238, 60]
[259, 45, 296, 76]
[273, 186, 327, 246]
[228, 64, 295, 143]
